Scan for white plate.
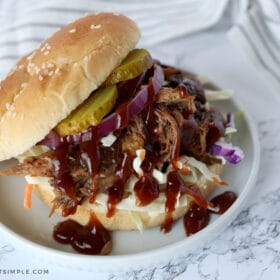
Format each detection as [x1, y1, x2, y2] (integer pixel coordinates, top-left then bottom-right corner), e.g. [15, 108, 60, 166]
[0, 95, 260, 272]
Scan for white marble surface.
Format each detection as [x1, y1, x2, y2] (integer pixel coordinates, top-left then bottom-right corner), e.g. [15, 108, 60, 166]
[0, 28, 280, 280]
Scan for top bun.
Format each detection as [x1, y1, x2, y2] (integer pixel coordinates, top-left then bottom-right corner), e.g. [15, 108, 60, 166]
[0, 13, 140, 161]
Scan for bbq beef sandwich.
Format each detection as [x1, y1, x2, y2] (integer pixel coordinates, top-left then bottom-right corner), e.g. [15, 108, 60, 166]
[0, 13, 243, 235]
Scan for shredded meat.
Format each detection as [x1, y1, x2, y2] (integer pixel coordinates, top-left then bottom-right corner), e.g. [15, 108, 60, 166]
[121, 115, 146, 155]
[156, 87, 196, 113]
[51, 188, 78, 216]
[0, 71, 223, 215]
[188, 113, 209, 157]
[152, 108, 180, 166]
[0, 151, 54, 177]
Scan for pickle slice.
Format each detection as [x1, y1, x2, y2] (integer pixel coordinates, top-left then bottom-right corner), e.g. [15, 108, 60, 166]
[106, 49, 153, 85]
[55, 85, 118, 136]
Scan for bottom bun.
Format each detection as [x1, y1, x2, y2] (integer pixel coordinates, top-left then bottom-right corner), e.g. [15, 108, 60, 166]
[33, 163, 223, 231]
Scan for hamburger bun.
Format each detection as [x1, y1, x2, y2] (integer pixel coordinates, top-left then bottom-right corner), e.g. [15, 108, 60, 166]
[32, 163, 223, 231]
[0, 13, 140, 161]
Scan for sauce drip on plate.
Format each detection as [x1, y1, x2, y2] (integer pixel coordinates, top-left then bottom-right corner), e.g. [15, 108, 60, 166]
[53, 212, 112, 255]
[184, 191, 237, 236]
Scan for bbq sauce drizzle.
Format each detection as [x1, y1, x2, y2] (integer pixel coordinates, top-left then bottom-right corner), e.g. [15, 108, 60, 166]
[184, 191, 237, 236]
[52, 144, 78, 216]
[51, 64, 234, 254]
[53, 212, 112, 255]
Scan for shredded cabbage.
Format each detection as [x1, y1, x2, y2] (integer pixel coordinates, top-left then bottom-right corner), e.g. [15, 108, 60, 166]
[129, 211, 144, 233]
[225, 127, 237, 135]
[208, 140, 244, 164]
[181, 156, 224, 184]
[205, 89, 234, 101]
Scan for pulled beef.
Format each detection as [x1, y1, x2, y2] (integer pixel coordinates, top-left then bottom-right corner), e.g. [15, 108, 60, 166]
[0, 145, 118, 212]
[183, 112, 209, 159]
[152, 108, 180, 167]
[121, 115, 146, 155]
[0, 67, 224, 215]
[156, 87, 196, 113]
[51, 188, 78, 216]
[0, 151, 54, 177]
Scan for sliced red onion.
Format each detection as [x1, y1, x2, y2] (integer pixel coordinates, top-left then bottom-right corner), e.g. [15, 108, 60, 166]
[38, 130, 61, 149]
[97, 63, 163, 137]
[207, 140, 244, 164]
[39, 64, 164, 149]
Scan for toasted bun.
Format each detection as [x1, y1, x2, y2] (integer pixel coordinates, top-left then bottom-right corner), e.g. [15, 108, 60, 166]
[0, 13, 140, 161]
[32, 163, 223, 231]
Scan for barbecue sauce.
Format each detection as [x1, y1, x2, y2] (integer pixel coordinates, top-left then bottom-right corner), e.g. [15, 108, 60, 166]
[134, 173, 160, 206]
[209, 191, 237, 214]
[79, 126, 100, 203]
[53, 212, 112, 255]
[133, 81, 160, 206]
[52, 144, 78, 216]
[107, 152, 133, 217]
[184, 191, 237, 236]
[160, 171, 208, 233]
[184, 203, 210, 236]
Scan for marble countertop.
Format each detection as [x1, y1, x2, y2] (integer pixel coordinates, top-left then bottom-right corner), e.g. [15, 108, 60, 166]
[0, 29, 280, 280]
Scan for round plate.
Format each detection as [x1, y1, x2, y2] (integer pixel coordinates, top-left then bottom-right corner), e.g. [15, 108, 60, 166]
[0, 95, 260, 272]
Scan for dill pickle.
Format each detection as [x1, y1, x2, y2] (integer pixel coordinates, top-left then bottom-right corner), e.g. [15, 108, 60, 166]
[105, 49, 153, 85]
[55, 85, 118, 136]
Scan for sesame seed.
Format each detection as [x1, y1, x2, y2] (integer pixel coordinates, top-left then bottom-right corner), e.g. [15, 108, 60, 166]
[69, 28, 76, 33]
[12, 112, 17, 118]
[35, 67, 40, 74]
[38, 75, 43, 81]
[42, 63, 46, 69]
[18, 64, 24, 70]
[55, 68, 60, 74]
[91, 24, 101, 29]
[113, 12, 120, 16]
[46, 45, 51, 50]
[44, 51, 49, 56]
[5, 103, 11, 110]
[21, 83, 27, 88]
[73, 62, 78, 67]
[27, 52, 35, 61]
[48, 71, 54, 76]
[47, 63, 54, 68]
[84, 55, 90, 61]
